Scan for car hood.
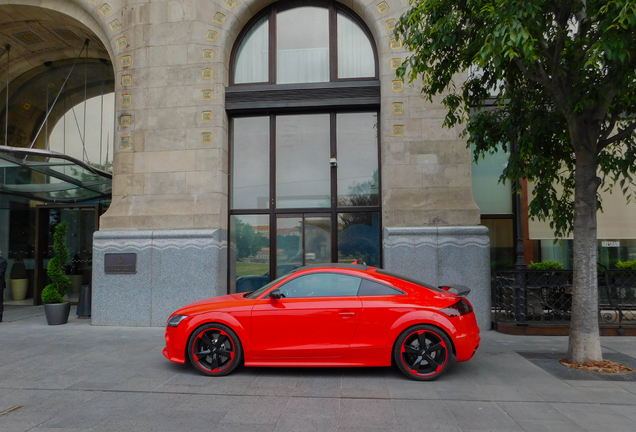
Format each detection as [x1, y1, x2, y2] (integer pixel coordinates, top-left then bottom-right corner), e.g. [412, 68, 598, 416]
[173, 293, 250, 316]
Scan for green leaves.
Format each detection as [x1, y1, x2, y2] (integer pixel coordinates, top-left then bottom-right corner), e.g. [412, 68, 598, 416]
[395, 0, 636, 237]
[42, 222, 71, 304]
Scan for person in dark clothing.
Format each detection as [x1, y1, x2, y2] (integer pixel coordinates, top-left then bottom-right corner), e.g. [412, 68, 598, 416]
[0, 249, 7, 323]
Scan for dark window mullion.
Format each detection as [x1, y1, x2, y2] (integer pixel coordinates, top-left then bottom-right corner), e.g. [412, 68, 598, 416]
[331, 112, 338, 263]
[269, 7, 277, 84]
[270, 114, 277, 280]
[329, 1, 338, 82]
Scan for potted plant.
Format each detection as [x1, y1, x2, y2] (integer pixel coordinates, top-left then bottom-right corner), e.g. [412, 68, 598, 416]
[10, 256, 28, 301]
[42, 222, 72, 325]
[527, 261, 565, 285]
[612, 260, 636, 287]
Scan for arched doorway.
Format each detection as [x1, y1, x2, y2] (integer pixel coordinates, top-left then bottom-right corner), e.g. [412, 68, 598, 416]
[0, 4, 115, 306]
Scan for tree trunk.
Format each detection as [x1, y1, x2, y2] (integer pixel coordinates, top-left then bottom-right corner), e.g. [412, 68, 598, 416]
[567, 143, 603, 363]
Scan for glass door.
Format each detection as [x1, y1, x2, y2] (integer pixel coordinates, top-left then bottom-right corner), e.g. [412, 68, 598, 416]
[229, 111, 381, 293]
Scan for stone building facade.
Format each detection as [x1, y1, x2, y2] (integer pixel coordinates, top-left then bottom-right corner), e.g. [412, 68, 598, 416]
[1, 0, 490, 329]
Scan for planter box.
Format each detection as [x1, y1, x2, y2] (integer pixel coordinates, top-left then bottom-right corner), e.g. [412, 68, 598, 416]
[44, 302, 71, 325]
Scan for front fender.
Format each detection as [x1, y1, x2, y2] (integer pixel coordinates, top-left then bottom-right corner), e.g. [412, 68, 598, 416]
[167, 310, 251, 365]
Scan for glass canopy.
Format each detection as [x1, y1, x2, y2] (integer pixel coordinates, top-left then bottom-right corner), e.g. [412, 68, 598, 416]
[0, 147, 112, 203]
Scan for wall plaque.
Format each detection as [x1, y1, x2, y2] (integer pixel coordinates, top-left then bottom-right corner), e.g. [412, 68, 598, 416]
[105, 253, 137, 274]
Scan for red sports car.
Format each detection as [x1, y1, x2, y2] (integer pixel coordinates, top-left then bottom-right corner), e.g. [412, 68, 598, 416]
[163, 264, 480, 381]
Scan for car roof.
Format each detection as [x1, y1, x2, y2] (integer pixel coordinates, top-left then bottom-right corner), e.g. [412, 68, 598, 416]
[290, 263, 370, 273]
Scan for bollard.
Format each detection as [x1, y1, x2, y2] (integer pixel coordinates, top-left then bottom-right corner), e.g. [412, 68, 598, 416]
[76, 285, 92, 318]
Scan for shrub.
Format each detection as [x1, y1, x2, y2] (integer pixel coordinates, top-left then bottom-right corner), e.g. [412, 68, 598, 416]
[41, 222, 71, 304]
[10, 259, 27, 279]
[528, 261, 564, 270]
[616, 260, 636, 270]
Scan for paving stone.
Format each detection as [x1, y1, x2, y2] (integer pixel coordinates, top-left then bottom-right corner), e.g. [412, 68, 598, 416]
[496, 402, 570, 421]
[516, 420, 585, 432]
[392, 399, 461, 431]
[443, 400, 523, 431]
[552, 403, 636, 432]
[338, 399, 397, 428]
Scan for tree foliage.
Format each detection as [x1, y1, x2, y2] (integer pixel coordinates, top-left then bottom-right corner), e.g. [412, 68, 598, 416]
[41, 222, 71, 304]
[395, 0, 636, 237]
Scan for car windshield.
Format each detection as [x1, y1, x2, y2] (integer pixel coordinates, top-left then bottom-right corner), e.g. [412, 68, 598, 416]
[244, 275, 289, 299]
[374, 269, 444, 292]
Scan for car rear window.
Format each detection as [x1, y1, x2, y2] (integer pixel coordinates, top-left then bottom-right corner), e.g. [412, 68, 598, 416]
[374, 269, 444, 293]
[358, 279, 404, 296]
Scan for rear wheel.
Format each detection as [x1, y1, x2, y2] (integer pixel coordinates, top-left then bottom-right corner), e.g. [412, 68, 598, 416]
[394, 324, 455, 381]
[187, 323, 242, 376]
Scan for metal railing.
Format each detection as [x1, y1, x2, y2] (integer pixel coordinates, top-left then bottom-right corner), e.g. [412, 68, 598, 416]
[493, 269, 636, 327]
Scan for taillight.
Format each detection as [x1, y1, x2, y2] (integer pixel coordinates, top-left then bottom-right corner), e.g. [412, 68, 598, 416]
[440, 299, 473, 317]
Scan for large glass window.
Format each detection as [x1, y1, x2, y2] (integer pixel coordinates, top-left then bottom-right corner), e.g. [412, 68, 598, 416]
[276, 114, 331, 208]
[277, 6, 330, 84]
[231, 117, 270, 209]
[234, 15, 269, 84]
[471, 144, 512, 214]
[230, 215, 270, 293]
[337, 11, 375, 79]
[232, 1, 376, 85]
[337, 113, 379, 206]
[228, 2, 380, 293]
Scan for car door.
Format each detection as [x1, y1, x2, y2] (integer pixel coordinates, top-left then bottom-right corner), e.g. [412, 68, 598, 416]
[251, 272, 363, 358]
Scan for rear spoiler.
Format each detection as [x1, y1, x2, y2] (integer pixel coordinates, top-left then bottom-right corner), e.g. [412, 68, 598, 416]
[439, 285, 471, 297]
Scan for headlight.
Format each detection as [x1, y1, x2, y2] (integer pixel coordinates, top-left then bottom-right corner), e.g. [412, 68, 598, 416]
[167, 315, 189, 327]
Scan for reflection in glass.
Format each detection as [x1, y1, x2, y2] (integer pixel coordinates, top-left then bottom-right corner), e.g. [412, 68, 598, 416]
[337, 11, 375, 79]
[277, 7, 329, 84]
[481, 218, 514, 269]
[305, 216, 331, 265]
[471, 144, 512, 214]
[276, 216, 303, 277]
[337, 113, 379, 206]
[235, 15, 269, 84]
[231, 117, 270, 209]
[338, 212, 380, 266]
[278, 273, 361, 298]
[276, 115, 330, 208]
[229, 215, 270, 293]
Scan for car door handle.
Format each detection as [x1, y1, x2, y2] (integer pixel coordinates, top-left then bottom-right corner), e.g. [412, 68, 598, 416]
[339, 311, 355, 318]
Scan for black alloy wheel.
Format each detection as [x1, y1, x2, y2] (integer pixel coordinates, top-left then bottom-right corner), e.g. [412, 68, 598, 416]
[394, 324, 455, 381]
[187, 323, 242, 376]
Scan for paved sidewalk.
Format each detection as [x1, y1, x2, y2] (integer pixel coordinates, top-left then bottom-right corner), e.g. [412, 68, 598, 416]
[1, 306, 635, 432]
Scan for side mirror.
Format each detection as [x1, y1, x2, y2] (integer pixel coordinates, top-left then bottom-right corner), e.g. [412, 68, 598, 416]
[269, 288, 283, 300]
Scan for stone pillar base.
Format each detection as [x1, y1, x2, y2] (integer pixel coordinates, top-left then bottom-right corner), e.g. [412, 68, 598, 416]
[92, 229, 226, 327]
[383, 226, 491, 331]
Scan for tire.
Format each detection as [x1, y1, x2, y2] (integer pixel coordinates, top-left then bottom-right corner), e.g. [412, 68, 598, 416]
[187, 323, 243, 377]
[393, 324, 455, 381]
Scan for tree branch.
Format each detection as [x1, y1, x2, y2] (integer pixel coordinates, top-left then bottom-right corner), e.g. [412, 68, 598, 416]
[598, 121, 636, 151]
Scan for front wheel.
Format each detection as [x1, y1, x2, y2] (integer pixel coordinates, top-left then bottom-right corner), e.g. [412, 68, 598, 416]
[394, 324, 455, 381]
[187, 323, 242, 376]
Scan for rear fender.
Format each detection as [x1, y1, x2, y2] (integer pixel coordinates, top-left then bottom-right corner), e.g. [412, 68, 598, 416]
[388, 310, 458, 355]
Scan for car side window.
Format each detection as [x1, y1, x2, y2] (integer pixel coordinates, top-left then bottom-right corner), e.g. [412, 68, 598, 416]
[358, 279, 404, 296]
[277, 273, 362, 298]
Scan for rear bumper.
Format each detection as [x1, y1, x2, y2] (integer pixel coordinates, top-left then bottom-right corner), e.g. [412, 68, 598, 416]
[452, 314, 481, 362]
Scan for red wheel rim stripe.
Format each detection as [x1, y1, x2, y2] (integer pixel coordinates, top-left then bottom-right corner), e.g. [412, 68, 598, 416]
[192, 328, 235, 373]
[400, 330, 447, 377]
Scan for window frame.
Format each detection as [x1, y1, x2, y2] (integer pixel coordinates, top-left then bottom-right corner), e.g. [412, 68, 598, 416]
[229, 0, 379, 86]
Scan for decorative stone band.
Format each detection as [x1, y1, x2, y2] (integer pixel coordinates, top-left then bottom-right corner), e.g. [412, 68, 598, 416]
[383, 226, 490, 249]
[93, 229, 227, 252]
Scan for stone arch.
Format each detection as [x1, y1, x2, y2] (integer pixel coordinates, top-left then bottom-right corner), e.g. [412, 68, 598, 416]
[0, 1, 119, 151]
